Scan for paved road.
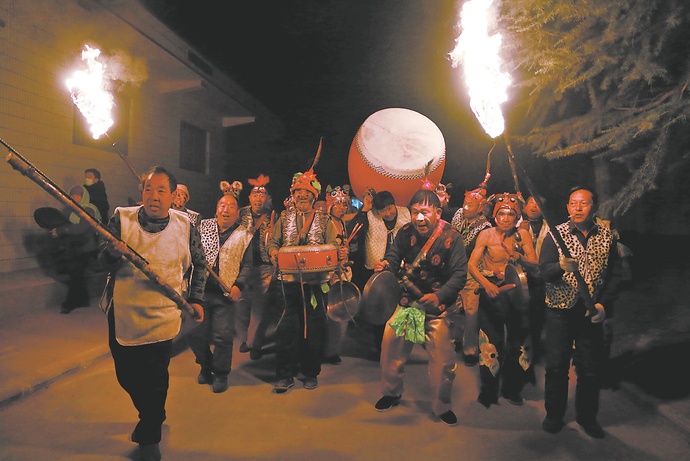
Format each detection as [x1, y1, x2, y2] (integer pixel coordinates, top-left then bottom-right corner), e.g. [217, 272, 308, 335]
[0, 326, 688, 461]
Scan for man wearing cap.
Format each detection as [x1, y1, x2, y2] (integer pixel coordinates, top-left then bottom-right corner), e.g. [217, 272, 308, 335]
[322, 184, 354, 366]
[172, 183, 201, 226]
[450, 186, 493, 365]
[266, 168, 345, 392]
[468, 193, 538, 408]
[236, 174, 275, 360]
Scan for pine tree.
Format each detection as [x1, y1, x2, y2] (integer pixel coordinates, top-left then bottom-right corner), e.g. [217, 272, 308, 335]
[500, 0, 690, 219]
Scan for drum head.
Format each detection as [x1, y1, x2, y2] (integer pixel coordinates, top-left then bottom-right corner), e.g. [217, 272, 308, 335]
[361, 271, 400, 325]
[504, 263, 530, 309]
[34, 207, 69, 229]
[327, 281, 361, 323]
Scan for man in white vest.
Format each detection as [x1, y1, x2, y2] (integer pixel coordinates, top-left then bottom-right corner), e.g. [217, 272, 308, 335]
[99, 166, 206, 460]
[348, 190, 411, 357]
[191, 190, 253, 393]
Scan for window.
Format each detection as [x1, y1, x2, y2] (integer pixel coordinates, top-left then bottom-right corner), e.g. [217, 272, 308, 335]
[180, 121, 208, 173]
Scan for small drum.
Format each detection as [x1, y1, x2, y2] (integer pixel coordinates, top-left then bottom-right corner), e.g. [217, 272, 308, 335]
[277, 244, 338, 282]
[348, 108, 446, 206]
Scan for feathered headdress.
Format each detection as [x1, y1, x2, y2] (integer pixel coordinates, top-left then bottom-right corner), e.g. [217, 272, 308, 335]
[290, 138, 324, 197]
[248, 174, 270, 194]
[220, 180, 243, 198]
[420, 160, 451, 205]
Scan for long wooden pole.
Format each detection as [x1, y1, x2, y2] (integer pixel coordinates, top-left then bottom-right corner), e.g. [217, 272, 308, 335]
[503, 135, 597, 316]
[3, 138, 199, 319]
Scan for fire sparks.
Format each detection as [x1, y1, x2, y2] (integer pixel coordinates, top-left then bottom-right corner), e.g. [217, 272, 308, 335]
[66, 45, 114, 139]
[449, 0, 510, 139]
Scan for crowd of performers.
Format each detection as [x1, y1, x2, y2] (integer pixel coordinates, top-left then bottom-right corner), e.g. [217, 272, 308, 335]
[89, 162, 627, 458]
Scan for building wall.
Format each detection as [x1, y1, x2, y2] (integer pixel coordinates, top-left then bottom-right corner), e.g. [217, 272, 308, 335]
[0, 0, 281, 273]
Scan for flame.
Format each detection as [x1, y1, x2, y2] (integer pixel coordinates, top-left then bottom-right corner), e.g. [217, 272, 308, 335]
[449, 0, 510, 139]
[66, 45, 114, 139]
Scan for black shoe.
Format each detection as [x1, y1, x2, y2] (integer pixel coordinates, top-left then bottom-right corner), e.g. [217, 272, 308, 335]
[375, 395, 401, 411]
[60, 303, 75, 314]
[501, 392, 525, 406]
[274, 377, 295, 394]
[542, 417, 565, 434]
[303, 376, 318, 390]
[212, 374, 229, 393]
[197, 369, 213, 385]
[249, 348, 263, 360]
[463, 355, 479, 367]
[577, 419, 605, 438]
[439, 410, 458, 426]
[239, 342, 250, 353]
[137, 443, 161, 461]
[477, 393, 498, 409]
[322, 355, 342, 365]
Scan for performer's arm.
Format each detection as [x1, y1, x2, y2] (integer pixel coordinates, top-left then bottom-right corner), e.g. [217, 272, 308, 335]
[538, 233, 563, 282]
[187, 224, 207, 305]
[266, 216, 283, 265]
[468, 230, 499, 298]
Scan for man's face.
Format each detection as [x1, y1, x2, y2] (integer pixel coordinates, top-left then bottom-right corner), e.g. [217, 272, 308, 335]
[292, 189, 315, 213]
[495, 208, 518, 231]
[142, 173, 173, 219]
[410, 201, 440, 237]
[524, 197, 542, 221]
[463, 196, 485, 219]
[330, 201, 348, 219]
[377, 204, 398, 222]
[567, 189, 595, 226]
[84, 172, 98, 186]
[216, 195, 240, 231]
[171, 190, 188, 210]
[249, 189, 267, 214]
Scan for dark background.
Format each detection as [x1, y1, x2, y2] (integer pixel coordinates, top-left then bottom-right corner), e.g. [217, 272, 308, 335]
[141, 0, 547, 209]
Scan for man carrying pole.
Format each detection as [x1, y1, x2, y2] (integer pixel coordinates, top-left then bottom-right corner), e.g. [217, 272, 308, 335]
[99, 166, 207, 459]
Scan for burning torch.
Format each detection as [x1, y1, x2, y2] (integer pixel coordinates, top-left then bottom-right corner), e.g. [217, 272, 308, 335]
[449, 0, 597, 316]
[66, 45, 141, 182]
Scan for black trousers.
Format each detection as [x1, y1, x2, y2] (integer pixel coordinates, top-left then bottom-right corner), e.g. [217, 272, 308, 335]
[544, 302, 604, 423]
[108, 307, 172, 445]
[274, 281, 326, 380]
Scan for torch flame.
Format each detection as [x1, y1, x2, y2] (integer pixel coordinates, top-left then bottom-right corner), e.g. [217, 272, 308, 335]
[449, 0, 510, 139]
[66, 45, 114, 139]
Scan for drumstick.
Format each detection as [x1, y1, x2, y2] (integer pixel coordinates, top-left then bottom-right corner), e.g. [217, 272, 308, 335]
[345, 222, 363, 246]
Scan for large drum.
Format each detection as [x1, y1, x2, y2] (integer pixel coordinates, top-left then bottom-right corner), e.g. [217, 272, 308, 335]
[348, 108, 446, 206]
[277, 244, 338, 283]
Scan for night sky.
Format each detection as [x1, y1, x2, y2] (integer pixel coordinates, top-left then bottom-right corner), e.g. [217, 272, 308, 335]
[142, 0, 541, 207]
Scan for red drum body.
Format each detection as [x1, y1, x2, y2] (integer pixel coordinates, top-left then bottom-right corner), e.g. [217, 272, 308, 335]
[278, 244, 338, 283]
[348, 108, 446, 206]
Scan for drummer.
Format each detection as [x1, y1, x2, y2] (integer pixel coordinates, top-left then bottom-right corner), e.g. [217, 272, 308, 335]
[468, 192, 538, 409]
[372, 189, 467, 426]
[322, 185, 354, 366]
[266, 168, 346, 393]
